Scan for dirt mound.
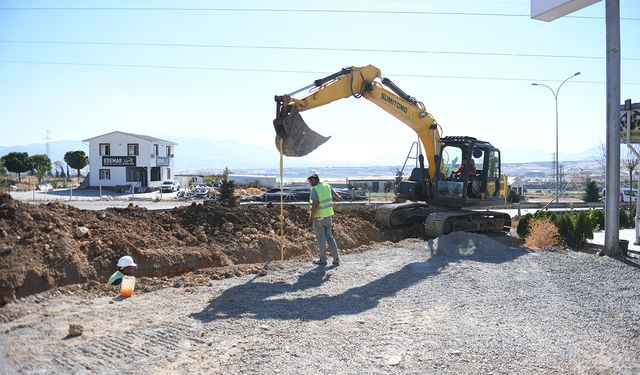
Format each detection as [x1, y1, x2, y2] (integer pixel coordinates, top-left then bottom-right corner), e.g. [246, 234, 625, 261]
[0, 194, 396, 305]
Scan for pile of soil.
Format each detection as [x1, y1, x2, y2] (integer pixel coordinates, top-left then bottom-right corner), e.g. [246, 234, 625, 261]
[0, 194, 397, 305]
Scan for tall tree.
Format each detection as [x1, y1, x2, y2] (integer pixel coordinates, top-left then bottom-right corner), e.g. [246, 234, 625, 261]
[29, 154, 51, 176]
[582, 178, 600, 203]
[0, 157, 6, 177]
[53, 160, 64, 177]
[1, 152, 30, 182]
[64, 151, 89, 182]
[218, 166, 236, 203]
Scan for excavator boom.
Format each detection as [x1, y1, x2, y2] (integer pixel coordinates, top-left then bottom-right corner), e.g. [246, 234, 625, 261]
[273, 65, 441, 181]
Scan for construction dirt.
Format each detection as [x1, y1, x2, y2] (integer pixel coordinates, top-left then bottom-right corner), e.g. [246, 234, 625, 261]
[0, 193, 420, 306]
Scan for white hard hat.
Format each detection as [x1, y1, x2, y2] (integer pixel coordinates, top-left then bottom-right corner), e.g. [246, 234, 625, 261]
[117, 256, 137, 268]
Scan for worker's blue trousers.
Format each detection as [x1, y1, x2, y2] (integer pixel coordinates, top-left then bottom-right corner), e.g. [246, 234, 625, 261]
[313, 217, 339, 262]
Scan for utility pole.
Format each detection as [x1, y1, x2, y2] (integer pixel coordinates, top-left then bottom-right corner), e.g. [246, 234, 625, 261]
[603, 0, 621, 256]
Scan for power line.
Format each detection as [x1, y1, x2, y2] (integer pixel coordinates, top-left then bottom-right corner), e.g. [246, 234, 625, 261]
[1, 59, 638, 85]
[0, 7, 638, 20]
[2, 40, 638, 61]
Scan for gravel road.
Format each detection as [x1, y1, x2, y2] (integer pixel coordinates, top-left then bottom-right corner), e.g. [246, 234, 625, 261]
[0, 234, 638, 374]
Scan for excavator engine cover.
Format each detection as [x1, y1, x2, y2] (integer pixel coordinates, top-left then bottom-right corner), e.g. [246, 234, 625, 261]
[273, 106, 331, 157]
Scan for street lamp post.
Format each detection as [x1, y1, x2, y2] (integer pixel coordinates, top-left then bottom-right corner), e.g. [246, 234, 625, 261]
[532, 72, 581, 203]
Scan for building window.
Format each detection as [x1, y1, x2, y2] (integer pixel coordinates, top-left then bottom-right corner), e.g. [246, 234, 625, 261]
[153, 144, 159, 157]
[151, 167, 161, 181]
[99, 143, 110, 156]
[99, 169, 110, 180]
[128, 143, 139, 156]
[166, 145, 172, 157]
[126, 167, 137, 181]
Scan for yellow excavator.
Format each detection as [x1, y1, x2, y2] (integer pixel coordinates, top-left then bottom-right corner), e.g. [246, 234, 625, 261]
[273, 65, 510, 237]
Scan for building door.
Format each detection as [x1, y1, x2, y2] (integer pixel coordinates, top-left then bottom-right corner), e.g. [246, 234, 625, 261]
[136, 167, 148, 188]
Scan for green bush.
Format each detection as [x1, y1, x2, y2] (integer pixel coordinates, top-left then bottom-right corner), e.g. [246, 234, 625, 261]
[589, 209, 605, 231]
[620, 207, 631, 229]
[517, 213, 534, 237]
[507, 190, 522, 203]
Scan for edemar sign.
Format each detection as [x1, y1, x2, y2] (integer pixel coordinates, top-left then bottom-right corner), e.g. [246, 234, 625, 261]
[102, 156, 136, 167]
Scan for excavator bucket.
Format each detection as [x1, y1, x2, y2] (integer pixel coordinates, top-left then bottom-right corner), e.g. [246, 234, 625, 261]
[273, 106, 331, 157]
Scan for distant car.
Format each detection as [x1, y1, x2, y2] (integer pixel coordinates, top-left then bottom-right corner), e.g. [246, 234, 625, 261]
[159, 180, 180, 192]
[602, 188, 636, 203]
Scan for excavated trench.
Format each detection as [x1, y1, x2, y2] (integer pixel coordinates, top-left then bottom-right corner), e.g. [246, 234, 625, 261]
[0, 194, 421, 305]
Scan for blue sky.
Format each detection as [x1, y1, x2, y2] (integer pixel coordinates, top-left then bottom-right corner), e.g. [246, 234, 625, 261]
[0, 0, 639, 165]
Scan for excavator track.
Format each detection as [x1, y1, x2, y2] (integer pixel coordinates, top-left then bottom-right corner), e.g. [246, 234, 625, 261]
[375, 202, 432, 228]
[376, 204, 511, 239]
[424, 210, 511, 238]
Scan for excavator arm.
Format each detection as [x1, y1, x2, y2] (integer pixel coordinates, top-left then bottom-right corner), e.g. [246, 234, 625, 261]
[273, 65, 442, 180]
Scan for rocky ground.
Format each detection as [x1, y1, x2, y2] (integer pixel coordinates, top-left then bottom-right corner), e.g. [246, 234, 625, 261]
[1, 193, 639, 374]
[0, 193, 408, 305]
[0, 233, 638, 374]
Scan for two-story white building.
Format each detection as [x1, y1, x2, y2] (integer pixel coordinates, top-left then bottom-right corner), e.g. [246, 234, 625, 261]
[82, 131, 177, 191]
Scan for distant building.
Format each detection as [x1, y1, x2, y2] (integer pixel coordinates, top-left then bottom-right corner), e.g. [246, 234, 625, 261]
[508, 177, 525, 196]
[228, 174, 277, 188]
[347, 177, 395, 193]
[82, 131, 177, 190]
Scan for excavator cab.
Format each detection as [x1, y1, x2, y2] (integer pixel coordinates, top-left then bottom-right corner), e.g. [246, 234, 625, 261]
[431, 136, 504, 208]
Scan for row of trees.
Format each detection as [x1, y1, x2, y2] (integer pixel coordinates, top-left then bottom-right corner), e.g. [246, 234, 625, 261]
[0, 151, 88, 184]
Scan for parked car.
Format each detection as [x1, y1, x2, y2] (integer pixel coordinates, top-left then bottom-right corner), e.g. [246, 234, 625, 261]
[159, 180, 180, 192]
[602, 188, 637, 203]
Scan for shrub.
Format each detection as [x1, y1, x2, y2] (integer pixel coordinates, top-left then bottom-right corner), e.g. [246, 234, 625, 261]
[572, 211, 594, 248]
[620, 207, 631, 229]
[507, 190, 521, 203]
[517, 213, 534, 237]
[557, 213, 573, 246]
[525, 218, 561, 249]
[589, 209, 604, 231]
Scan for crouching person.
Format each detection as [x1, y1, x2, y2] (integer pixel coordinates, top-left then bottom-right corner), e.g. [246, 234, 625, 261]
[108, 255, 137, 286]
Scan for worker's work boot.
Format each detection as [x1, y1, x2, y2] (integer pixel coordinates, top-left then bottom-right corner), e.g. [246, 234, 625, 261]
[312, 259, 327, 266]
[332, 258, 340, 266]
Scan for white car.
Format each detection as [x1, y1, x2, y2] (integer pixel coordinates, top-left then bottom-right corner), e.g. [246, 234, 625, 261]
[602, 188, 637, 203]
[159, 180, 180, 192]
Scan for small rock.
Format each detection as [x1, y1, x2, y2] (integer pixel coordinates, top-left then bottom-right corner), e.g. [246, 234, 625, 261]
[96, 211, 107, 220]
[388, 355, 402, 365]
[222, 222, 234, 232]
[75, 227, 90, 238]
[68, 324, 84, 337]
[259, 325, 270, 330]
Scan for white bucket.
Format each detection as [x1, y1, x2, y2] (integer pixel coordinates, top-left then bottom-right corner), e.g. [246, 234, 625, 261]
[120, 275, 136, 297]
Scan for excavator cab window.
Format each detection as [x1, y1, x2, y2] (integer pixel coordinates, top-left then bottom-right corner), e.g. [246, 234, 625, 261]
[436, 145, 465, 200]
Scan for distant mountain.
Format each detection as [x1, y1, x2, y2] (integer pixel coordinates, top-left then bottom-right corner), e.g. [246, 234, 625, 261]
[500, 145, 600, 163]
[1, 138, 601, 173]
